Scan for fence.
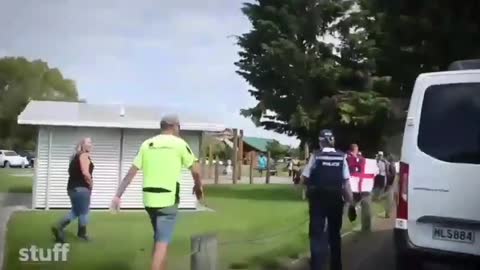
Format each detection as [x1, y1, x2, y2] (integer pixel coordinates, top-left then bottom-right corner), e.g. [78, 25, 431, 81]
[200, 151, 294, 184]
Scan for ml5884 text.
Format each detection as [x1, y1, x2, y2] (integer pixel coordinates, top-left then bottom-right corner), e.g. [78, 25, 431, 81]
[19, 244, 70, 262]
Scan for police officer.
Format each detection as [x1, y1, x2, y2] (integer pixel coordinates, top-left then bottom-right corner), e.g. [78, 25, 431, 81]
[301, 130, 354, 270]
[111, 114, 203, 270]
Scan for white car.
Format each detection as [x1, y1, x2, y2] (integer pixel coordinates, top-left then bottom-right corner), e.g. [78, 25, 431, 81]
[0, 150, 29, 168]
[395, 59, 480, 269]
[205, 160, 224, 166]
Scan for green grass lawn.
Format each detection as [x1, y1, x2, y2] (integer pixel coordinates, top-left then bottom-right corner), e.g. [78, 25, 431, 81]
[5, 185, 381, 270]
[240, 164, 291, 178]
[0, 168, 33, 193]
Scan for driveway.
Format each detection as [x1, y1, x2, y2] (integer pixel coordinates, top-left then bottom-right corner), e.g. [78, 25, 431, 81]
[0, 193, 30, 270]
[0, 193, 31, 208]
[291, 217, 478, 270]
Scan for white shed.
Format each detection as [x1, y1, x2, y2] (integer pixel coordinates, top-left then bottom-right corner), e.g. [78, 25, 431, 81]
[17, 101, 225, 210]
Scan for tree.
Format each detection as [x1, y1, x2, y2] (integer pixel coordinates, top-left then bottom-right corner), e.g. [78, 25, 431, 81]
[265, 140, 289, 160]
[235, 0, 392, 153]
[354, 0, 480, 97]
[0, 57, 79, 148]
[340, 0, 480, 154]
[201, 135, 234, 161]
[209, 142, 232, 161]
[287, 146, 304, 159]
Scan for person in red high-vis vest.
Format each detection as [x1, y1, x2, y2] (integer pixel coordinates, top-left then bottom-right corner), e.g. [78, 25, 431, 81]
[346, 144, 372, 231]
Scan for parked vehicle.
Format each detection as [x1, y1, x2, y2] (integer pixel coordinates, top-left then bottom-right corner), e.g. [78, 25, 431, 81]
[395, 59, 480, 269]
[205, 160, 224, 165]
[15, 149, 35, 168]
[0, 150, 29, 168]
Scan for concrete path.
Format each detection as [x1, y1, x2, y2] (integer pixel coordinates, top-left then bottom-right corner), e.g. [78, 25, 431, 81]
[284, 217, 399, 270]
[339, 218, 477, 270]
[0, 193, 31, 270]
[287, 216, 478, 270]
[0, 193, 31, 208]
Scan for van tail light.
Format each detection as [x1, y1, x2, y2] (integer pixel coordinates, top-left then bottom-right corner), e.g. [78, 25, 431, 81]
[395, 162, 409, 230]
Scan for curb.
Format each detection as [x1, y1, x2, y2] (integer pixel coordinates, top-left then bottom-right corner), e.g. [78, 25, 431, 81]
[279, 212, 386, 270]
[0, 206, 28, 270]
[279, 226, 361, 270]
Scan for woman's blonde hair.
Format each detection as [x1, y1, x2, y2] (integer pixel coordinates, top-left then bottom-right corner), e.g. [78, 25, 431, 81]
[71, 137, 91, 160]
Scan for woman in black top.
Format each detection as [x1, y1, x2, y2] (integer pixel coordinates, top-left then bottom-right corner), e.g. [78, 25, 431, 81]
[52, 137, 94, 243]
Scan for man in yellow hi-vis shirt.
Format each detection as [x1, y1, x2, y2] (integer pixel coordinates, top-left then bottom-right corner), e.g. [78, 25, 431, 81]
[111, 114, 203, 270]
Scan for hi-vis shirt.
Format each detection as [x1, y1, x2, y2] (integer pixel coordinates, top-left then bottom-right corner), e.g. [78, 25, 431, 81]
[133, 134, 196, 207]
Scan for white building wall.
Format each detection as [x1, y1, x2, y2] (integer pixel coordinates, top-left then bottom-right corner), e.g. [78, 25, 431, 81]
[120, 129, 156, 208]
[35, 127, 201, 209]
[33, 127, 49, 208]
[35, 126, 121, 208]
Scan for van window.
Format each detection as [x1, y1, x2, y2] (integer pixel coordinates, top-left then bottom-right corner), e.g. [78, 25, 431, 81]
[418, 83, 480, 164]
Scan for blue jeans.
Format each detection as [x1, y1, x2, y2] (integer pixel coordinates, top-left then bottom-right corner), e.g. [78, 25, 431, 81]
[61, 187, 91, 226]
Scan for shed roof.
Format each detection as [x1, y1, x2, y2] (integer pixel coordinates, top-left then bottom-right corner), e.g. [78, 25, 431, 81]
[243, 137, 275, 152]
[18, 101, 226, 132]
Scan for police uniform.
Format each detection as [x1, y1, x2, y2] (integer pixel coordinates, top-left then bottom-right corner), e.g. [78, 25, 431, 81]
[302, 147, 351, 270]
[133, 134, 196, 243]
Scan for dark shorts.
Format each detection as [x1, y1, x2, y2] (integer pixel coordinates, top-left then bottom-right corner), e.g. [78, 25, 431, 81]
[145, 205, 178, 244]
[353, 192, 370, 203]
[374, 175, 386, 189]
[386, 176, 395, 187]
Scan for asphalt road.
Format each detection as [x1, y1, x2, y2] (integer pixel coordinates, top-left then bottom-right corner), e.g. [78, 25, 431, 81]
[292, 217, 478, 270]
[342, 218, 477, 270]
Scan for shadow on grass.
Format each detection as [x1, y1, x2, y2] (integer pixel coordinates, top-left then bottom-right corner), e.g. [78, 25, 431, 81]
[205, 185, 301, 202]
[7, 186, 32, 194]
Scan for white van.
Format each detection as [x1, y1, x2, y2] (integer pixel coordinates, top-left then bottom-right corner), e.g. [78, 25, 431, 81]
[395, 60, 480, 269]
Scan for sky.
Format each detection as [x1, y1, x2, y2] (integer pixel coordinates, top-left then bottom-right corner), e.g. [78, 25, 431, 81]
[0, 0, 301, 146]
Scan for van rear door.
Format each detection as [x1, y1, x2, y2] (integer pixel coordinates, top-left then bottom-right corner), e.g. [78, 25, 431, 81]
[405, 71, 480, 256]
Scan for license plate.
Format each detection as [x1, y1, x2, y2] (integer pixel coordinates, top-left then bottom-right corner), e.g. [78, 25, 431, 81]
[433, 227, 475, 244]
